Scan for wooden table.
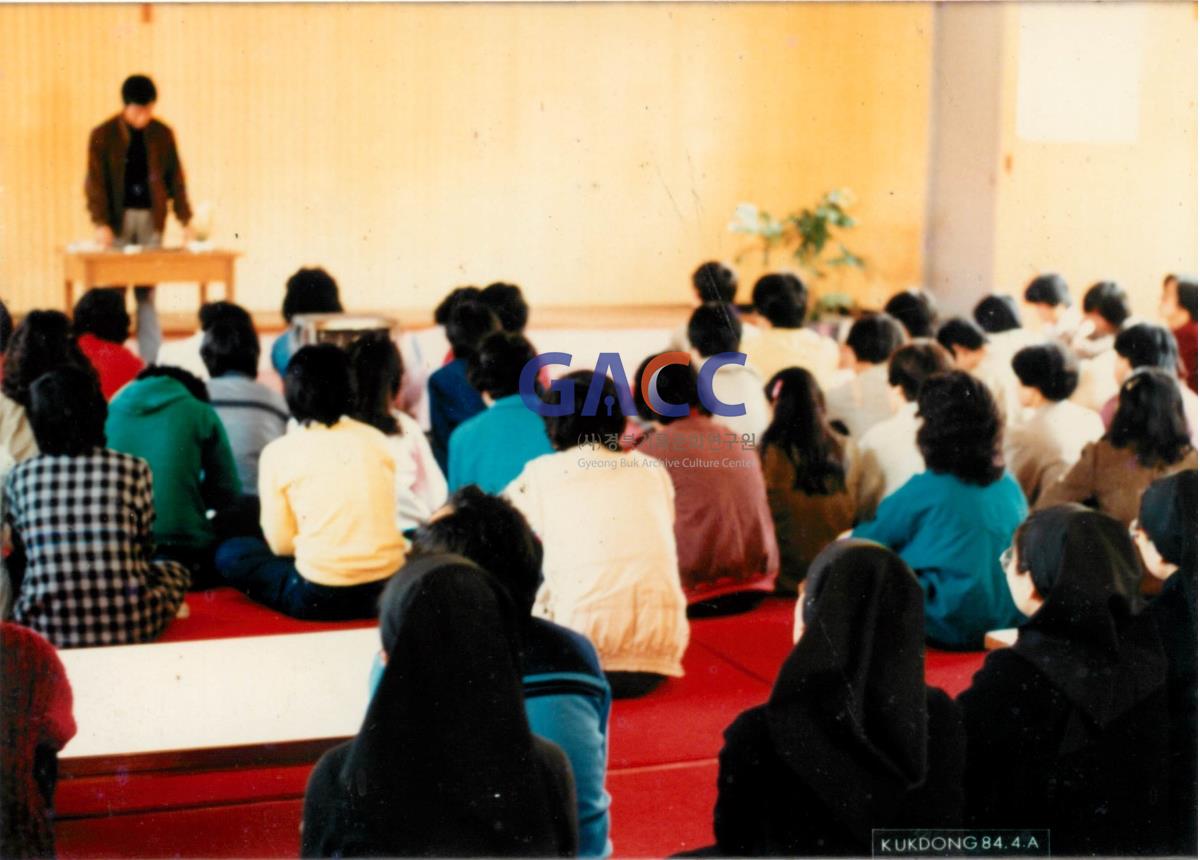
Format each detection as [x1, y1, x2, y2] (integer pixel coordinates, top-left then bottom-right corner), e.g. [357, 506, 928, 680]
[63, 248, 240, 310]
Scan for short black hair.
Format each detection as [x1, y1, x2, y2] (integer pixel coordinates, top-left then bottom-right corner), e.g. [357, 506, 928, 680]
[28, 366, 107, 456]
[752, 273, 807, 329]
[633, 355, 702, 425]
[1011, 343, 1079, 402]
[687, 302, 742, 357]
[446, 301, 500, 361]
[543, 370, 627, 451]
[973, 295, 1022, 334]
[467, 331, 537, 399]
[411, 485, 543, 618]
[0, 299, 11, 353]
[348, 333, 403, 436]
[884, 289, 938, 339]
[1024, 273, 1071, 307]
[888, 340, 953, 403]
[433, 286, 481, 326]
[281, 268, 342, 323]
[198, 301, 253, 332]
[1115, 322, 1180, 373]
[936, 317, 988, 353]
[201, 320, 261, 379]
[121, 74, 157, 106]
[1082, 281, 1130, 329]
[692, 261, 738, 304]
[1, 311, 93, 408]
[73, 288, 131, 344]
[479, 282, 529, 333]
[846, 313, 905, 364]
[1168, 275, 1198, 323]
[136, 364, 210, 402]
[284, 344, 352, 427]
[1109, 368, 1192, 469]
[917, 371, 1004, 486]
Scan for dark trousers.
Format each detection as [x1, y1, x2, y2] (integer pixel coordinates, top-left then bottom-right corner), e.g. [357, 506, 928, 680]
[605, 671, 666, 699]
[214, 536, 389, 621]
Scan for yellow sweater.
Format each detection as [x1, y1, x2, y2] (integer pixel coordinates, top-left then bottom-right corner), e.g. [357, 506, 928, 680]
[258, 417, 406, 587]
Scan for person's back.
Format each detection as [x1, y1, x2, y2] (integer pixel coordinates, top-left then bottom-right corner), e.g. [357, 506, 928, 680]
[1006, 399, 1103, 505]
[1, 623, 77, 858]
[745, 273, 838, 387]
[825, 313, 906, 440]
[106, 371, 240, 554]
[206, 374, 288, 491]
[428, 301, 499, 471]
[637, 413, 778, 602]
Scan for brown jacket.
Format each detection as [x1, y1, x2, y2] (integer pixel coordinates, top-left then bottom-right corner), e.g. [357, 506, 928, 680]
[1035, 438, 1198, 526]
[85, 115, 191, 233]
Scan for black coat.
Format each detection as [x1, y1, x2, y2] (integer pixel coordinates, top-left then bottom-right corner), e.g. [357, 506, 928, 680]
[715, 688, 966, 856]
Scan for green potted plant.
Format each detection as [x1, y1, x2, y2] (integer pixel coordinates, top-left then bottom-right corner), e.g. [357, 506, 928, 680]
[728, 188, 866, 277]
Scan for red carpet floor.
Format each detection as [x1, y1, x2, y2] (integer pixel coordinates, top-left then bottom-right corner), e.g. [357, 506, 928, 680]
[58, 589, 987, 858]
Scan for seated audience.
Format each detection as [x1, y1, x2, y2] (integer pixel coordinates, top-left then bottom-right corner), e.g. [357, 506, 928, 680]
[217, 345, 406, 620]
[506, 371, 688, 697]
[301, 555, 577, 857]
[449, 331, 552, 495]
[202, 318, 289, 492]
[1, 621, 77, 858]
[884, 288, 938, 339]
[974, 294, 1038, 353]
[669, 261, 758, 352]
[348, 333, 446, 534]
[106, 366, 241, 586]
[156, 300, 255, 381]
[479, 281, 531, 333]
[936, 316, 1015, 422]
[432, 284, 482, 364]
[428, 300, 500, 472]
[1160, 273, 1198, 392]
[1102, 321, 1198, 443]
[856, 340, 953, 517]
[72, 288, 144, 399]
[960, 505, 1172, 855]
[825, 313, 906, 439]
[853, 371, 1027, 648]
[271, 267, 343, 377]
[714, 541, 965, 856]
[1038, 368, 1197, 525]
[406, 487, 612, 858]
[686, 302, 770, 438]
[5, 367, 188, 646]
[1023, 272, 1079, 344]
[633, 359, 778, 607]
[1071, 280, 1130, 410]
[744, 273, 838, 387]
[1, 311, 93, 465]
[760, 367, 863, 595]
[1004, 343, 1104, 504]
[1133, 471, 1198, 855]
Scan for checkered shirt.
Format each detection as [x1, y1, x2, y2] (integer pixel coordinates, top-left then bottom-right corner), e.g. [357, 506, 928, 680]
[4, 448, 189, 648]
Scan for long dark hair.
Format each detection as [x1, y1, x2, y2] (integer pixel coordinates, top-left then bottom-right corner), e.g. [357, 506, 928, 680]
[1108, 368, 1192, 468]
[760, 367, 846, 495]
[348, 333, 403, 436]
[2, 311, 93, 408]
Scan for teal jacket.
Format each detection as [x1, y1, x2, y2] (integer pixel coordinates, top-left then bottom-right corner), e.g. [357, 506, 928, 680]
[448, 394, 554, 495]
[853, 470, 1028, 648]
[106, 375, 241, 551]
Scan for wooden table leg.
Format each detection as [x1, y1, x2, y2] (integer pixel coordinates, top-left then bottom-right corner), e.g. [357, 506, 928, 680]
[64, 279, 72, 311]
[199, 282, 209, 305]
[226, 262, 235, 303]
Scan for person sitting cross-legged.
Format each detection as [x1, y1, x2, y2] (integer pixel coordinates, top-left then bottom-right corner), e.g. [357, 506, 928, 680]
[215, 344, 407, 620]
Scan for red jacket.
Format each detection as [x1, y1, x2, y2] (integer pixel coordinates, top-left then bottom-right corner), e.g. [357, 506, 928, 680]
[84, 115, 192, 233]
[78, 333, 145, 400]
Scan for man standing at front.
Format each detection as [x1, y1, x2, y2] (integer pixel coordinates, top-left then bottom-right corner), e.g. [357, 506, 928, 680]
[85, 74, 192, 363]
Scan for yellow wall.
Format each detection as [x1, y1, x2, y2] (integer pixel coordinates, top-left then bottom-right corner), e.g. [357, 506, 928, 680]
[992, 2, 1196, 318]
[0, 3, 934, 317]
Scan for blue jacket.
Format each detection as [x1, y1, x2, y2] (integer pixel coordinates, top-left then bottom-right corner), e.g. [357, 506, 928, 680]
[369, 617, 612, 857]
[448, 395, 554, 495]
[852, 470, 1028, 648]
[427, 359, 485, 474]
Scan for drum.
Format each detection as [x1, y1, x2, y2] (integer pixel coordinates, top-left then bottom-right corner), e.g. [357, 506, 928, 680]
[290, 313, 398, 350]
